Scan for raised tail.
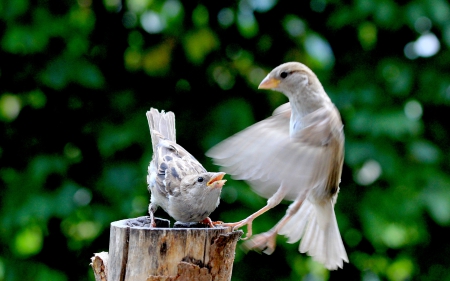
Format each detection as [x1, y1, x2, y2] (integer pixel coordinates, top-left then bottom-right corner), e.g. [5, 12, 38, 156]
[278, 198, 348, 270]
[146, 108, 176, 153]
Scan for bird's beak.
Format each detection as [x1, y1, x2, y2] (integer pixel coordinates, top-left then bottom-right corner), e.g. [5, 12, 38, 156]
[258, 74, 280, 89]
[207, 172, 227, 189]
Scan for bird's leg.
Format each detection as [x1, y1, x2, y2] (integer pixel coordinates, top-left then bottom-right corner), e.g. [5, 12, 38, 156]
[149, 203, 157, 227]
[221, 205, 271, 239]
[243, 192, 306, 254]
[221, 183, 289, 240]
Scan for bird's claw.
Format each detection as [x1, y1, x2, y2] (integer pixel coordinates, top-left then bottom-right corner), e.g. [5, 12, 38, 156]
[211, 220, 224, 226]
[219, 219, 253, 240]
[200, 217, 217, 228]
[242, 231, 277, 255]
[240, 221, 253, 240]
[200, 217, 225, 228]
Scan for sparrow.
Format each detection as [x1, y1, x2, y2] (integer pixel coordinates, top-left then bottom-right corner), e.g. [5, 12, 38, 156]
[146, 108, 226, 227]
[207, 62, 348, 269]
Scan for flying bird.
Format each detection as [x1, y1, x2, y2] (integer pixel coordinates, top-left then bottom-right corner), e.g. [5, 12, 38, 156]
[147, 108, 226, 227]
[207, 62, 348, 269]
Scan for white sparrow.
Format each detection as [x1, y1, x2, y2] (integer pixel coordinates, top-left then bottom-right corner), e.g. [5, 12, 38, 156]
[207, 62, 348, 269]
[147, 108, 226, 227]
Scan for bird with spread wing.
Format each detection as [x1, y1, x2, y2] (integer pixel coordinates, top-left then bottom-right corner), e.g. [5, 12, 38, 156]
[207, 62, 348, 270]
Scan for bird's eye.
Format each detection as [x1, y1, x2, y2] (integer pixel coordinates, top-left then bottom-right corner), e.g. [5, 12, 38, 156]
[280, 71, 288, 79]
[197, 177, 204, 183]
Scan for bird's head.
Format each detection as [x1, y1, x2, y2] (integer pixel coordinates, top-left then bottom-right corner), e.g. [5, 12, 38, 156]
[180, 172, 226, 198]
[258, 62, 322, 96]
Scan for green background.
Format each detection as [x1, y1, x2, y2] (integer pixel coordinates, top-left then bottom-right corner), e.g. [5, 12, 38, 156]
[1, 0, 450, 280]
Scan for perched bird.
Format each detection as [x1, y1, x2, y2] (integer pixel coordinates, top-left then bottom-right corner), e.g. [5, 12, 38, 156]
[146, 108, 226, 227]
[207, 62, 348, 269]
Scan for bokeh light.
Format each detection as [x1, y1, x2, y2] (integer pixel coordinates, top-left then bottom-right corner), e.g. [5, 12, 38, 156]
[356, 160, 382, 186]
[414, 33, 440, 57]
[2, 1, 450, 280]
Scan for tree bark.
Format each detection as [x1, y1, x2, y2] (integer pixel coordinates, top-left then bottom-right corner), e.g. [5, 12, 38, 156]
[92, 216, 242, 281]
[91, 251, 108, 281]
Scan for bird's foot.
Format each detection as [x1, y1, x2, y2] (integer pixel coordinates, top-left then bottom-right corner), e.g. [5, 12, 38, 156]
[199, 217, 221, 228]
[242, 231, 277, 255]
[221, 204, 275, 239]
[220, 218, 254, 240]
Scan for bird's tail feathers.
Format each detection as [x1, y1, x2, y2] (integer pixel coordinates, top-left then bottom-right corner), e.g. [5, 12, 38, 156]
[147, 108, 176, 153]
[278, 199, 348, 270]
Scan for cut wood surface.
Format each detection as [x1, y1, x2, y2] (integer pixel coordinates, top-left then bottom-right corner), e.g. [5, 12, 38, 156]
[102, 216, 242, 281]
[91, 251, 108, 281]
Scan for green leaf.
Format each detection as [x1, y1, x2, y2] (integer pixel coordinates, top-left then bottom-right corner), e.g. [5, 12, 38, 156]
[0, 94, 22, 122]
[183, 28, 219, 65]
[304, 33, 335, 70]
[237, 11, 259, 38]
[126, 0, 153, 14]
[192, 5, 209, 27]
[26, 90, 47, 109]
[386, 258, 414, 281]
[422, 173, 450, 225]
[358, 22, 377, 50]
[1, 25, 48, 54]
[161, 0, 184, 34]
[374, 0, 399, 28]
[40, 57, 105, 89]
[349, 109, 423, 139]
[426, 0, 450, 26]
[13, 226, 43, 257]
[1, 0, 29, 20]
[283, 15, 305, 37]
[408, 140, 441, 164]
[142, 39, 174, 75]
[74, 60, 105, 89]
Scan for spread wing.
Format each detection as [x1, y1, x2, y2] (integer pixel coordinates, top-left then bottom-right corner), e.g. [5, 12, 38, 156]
[207, 102, 344, 201]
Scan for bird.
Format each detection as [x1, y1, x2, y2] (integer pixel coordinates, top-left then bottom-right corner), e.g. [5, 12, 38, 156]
[206, 62, 348, 269]
[146, 108, 227, 227]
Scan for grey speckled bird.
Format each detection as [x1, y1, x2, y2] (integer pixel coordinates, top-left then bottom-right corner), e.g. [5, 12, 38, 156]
[207, 62, 348, 270]
[147, 108, 226, 227]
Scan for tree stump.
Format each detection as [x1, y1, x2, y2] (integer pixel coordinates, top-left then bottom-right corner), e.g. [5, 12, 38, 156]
[92, 216, 242, 281]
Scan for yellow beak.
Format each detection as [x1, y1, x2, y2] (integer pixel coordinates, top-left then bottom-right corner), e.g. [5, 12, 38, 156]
[258, 75, 280, 89]
[207, 172, 227, 189]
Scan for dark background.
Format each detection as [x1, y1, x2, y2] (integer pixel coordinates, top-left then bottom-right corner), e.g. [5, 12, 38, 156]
[1, 0, 450, 280]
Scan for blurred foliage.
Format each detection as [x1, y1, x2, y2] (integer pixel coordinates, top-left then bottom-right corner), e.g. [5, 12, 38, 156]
[1, 0, 450, 280]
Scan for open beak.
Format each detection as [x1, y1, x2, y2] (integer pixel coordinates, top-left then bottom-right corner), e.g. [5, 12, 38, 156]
[258, 74, 280, 89]
[207, 172, 227, 189]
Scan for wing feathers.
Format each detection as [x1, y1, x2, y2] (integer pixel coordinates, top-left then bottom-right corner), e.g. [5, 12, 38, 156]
[207, 104, 343, 201]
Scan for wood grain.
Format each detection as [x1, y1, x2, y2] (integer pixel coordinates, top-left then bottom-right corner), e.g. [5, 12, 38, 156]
[103, 217, 242, 281]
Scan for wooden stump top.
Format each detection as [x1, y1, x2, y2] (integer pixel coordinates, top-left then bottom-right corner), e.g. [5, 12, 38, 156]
[107, 216, 242, 281]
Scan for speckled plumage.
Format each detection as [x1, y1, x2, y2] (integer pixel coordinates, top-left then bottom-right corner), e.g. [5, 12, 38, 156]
[147, 108, 226, 225]
[207, 62, 348, 270]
